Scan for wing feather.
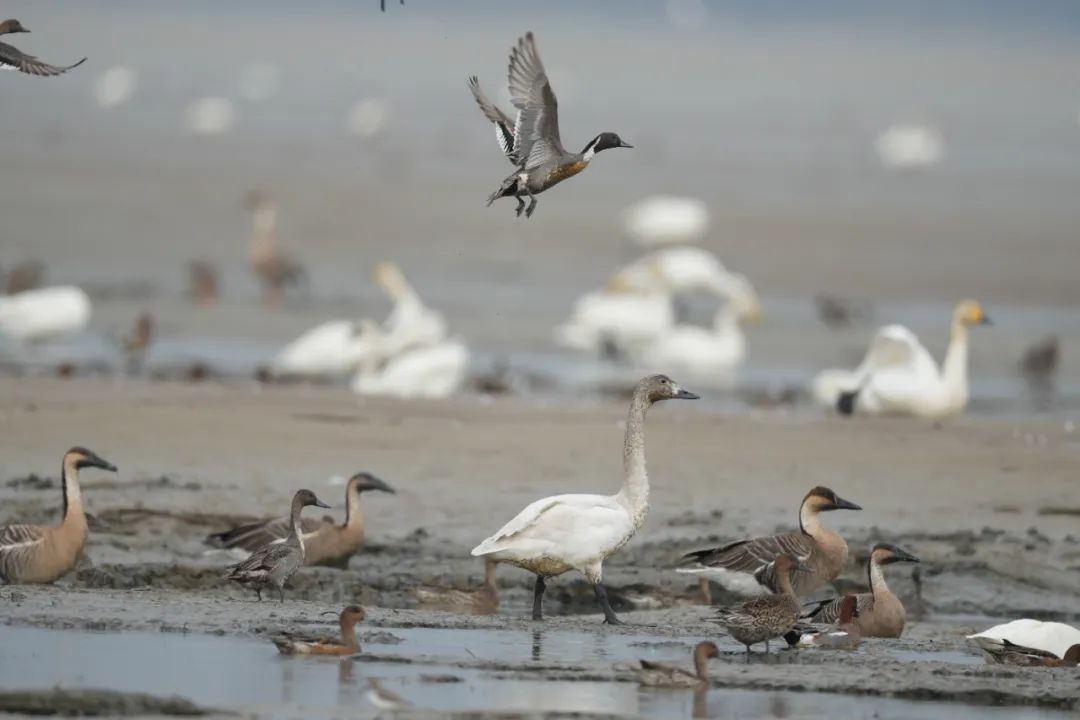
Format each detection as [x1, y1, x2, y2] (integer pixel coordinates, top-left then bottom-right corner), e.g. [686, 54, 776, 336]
[505, 33, 563, 169]
[0, 42, 85, 77]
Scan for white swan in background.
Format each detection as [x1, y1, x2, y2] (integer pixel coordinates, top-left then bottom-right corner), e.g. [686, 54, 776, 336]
[554, 247, 734, 356]
[812, 325, 925, 408]
[272, 319, 379, 379]
[351, 334, 469, 399]
[636, 273, 762, 378]
[373, 261, 447, 357]
[875, 122, 945, 170]
[824, 300, 991, 419]
[623, 195, 709, 247]
[0, 286, 91, 342]
[967, 619, 1080, 663]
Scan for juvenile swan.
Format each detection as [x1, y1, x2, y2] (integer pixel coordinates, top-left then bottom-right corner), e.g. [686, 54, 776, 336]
[471, 374, 698, 624]
[225, 488, 330, 601]
[0, 447, 116, 584]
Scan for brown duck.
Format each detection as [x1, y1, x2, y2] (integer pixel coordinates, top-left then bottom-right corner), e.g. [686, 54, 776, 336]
[634, 641, 719, 688]
[0, 20, 85, 77]
[791, 594, 862, 649]
[272, 606, 365, 656]
[679, 486, 860, 599]
[715, 554, 812, 653]
[413, 558, 500, 615]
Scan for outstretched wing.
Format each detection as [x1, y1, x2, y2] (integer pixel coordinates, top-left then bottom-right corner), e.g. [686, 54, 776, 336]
[467, 76, 518, 164]
[506, 32, 564, 169]
[207, 516, 325, 551]
[679, 531, 814, 593]
[0, 42, 86, 77]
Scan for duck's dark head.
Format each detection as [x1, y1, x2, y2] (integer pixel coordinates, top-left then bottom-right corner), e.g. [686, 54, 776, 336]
[65, 447, 118, 473]
[348, 472, 395, 495]
[638, 373, 699, 403]
[1062, 644, 1080, 665]
[295, 488, 331, 509]
[838, 594, 859, 621]
[583, 132, 633, 158]
[0, 19, 29, 34]
[870, 542, 920, 566]
[803, 486, 861, 514]
[694, 640, 720, 661]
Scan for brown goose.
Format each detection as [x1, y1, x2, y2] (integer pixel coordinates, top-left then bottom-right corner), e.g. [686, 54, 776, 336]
[0, 447, 116, 584]
[272, 606, 364, 656]
[225, 488, 330, 601]
[715, 554, 812, 653]
[634, 641, 719, 688]
[678, 486, 860, 598]
[791, 594, 862, 649]
[0, 20, 86, 77]
[245, 190, 304, 305]
[206, 472, 393, 567]
[413, 558, 500, 615]
[801, 543, 919, 638]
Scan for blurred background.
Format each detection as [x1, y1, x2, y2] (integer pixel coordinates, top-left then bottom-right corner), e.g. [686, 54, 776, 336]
[1, 0, 1078, 416]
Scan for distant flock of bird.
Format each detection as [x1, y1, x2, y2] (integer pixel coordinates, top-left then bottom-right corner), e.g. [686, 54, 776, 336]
[1, 19, 1077, 711]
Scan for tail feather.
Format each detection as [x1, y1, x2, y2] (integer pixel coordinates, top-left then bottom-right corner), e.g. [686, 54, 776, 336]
[487, 175, 519, 206]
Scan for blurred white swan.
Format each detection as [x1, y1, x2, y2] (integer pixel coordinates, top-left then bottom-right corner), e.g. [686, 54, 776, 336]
[811, 325, 924, 408]
[372, 261, 447, 357]
[623, 195, 709, 247]
[351, 332, 468, 399]
[875, 122, 944, 170]
[967, 619, 1080, 663]
[816, 300, 991, 418]
[0, 286, 90, 342]
[636, 273, 762, 378]
[272, 320, 378, 379]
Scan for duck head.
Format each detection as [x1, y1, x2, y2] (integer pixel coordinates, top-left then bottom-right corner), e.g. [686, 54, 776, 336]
[870, 542, 919, 566]
[348, 472, 395, 495]
[1063, 645, 1080, 665]
[694, 640, 720, 661]
[838, 594, 860, 622]
[638, 374, 699, 403]
[954, 299, 991, 327]
[65, 447, 118, 472]
[295, 488, 331, 509]
[803, 486, 861, 514]
[583, 132, 633, 159]
[0, 19, 29, 34]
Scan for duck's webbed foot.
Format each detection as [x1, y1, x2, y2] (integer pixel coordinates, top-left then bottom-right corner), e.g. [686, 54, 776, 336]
[515, 196, 526, 217]
[525, 195, 538, 218]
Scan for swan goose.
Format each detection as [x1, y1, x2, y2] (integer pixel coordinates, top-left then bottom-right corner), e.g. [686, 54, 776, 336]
[635, 272, 762, 378]
[471, 374, 698, 624]
[838, 300, 991, 418]
[0, 447, 116, 584]
[0, 286, 91, 342]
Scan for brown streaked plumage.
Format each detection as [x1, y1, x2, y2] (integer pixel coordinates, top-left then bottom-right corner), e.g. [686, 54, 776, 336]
[801, 542, 919, 638]
[982, 642, 1080, 668]
[792, 594, 862, 649]
[272, 606, 365, 656]
[678, 486, 861, 596]
[187, 260, 219, 306]
[0, 447, 117, 584]
[715, 554, 813, 652]
[225, 489, 330, 602]
[0, 19, 86, 77]
[206, 472, 393, 567]
[245, 190, 304, 305]
[413, 557, 500, 615]
[635, 641, 719, 688]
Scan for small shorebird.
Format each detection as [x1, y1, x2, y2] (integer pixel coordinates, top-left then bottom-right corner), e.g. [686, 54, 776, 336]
[0, 19, 86, 77]
[469, 32, 632, 218]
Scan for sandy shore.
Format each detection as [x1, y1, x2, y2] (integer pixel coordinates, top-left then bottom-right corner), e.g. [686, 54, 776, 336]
[1, 378, 1079, 715]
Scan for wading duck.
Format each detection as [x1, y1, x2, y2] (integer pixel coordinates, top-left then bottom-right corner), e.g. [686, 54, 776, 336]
[272, 606, 364, 656]
[0, 447, 116, 584]
[225, 488, 330, 601]
[801, 543, 919, 638]
[634, 641, 719, 688]
[0, 20, 85, 77]
[792, 594, 861, 649]
[715, 554, 812, 652]
[967, 619, 1080, 667]
[470, 32, 631, 218]
[413, 557, 500, 615]
[471, 374, 698, 624]
[678, 486, 860, 598]
[208, 472, 393, 568]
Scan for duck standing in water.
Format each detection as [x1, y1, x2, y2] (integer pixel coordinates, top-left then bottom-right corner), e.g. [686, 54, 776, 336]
[471, 374, 698, 624]
[225, 489, 330, 601]
[0, 19, 86, 77]
[469, 32, 632, 218]
[272, 606, 364, 656]
[715, 554, 812, 653]
[634, 641, 719, 688]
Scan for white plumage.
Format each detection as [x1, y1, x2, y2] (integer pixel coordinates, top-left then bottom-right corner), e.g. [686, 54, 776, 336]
[967, 619, 1080, 661]
[0, 286, 91, 342]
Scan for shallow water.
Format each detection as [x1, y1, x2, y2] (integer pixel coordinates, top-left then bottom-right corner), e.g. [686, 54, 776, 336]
[0, 626, 1070, 719]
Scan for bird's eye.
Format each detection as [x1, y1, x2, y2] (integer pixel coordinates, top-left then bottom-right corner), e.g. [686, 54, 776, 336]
[660, 378, 668, 383]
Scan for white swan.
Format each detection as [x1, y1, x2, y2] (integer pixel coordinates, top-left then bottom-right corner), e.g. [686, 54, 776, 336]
[351, 334, 468, 399]
[636, 273, 762, 378]
[612, 246, 731, 296]
[272, 320, 379, 378]
[837, 300, 990, 418]
[812, 325, 927, 408]
[372, 261, 447, 357]
[967, 619, 1080, 662]
[471, 374, 698, 623]
[0, 286, 91, 342]
[622, 195, 709, 247]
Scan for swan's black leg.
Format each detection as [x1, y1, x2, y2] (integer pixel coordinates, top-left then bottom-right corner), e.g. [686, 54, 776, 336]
[594, 583, 622, 625]
[532, 576, 546, 621]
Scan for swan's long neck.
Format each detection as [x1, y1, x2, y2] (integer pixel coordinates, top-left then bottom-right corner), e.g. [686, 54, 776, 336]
[867, 558, 888, 600]
[60, 454, 85, 526]
[941, 319, 970, 403]
[617, 390, 651, 525]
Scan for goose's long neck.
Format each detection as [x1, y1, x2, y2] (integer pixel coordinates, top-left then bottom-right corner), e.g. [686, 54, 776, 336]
[340, 616, 360, 651]
[867, 559, 888, 600]
[692, 648, 711, 681]
[941, 319, 970, 402]
[798, 501, 821, 538]
[776, 567, 797, 597]
[617, 390, 651, 524]
[60, 455, 85, 526]
[344, 484, 364, 532]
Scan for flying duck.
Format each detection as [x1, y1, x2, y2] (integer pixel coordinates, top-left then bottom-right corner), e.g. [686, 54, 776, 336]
[469, 32, 632, 218]
[0, 20, 85, 77]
